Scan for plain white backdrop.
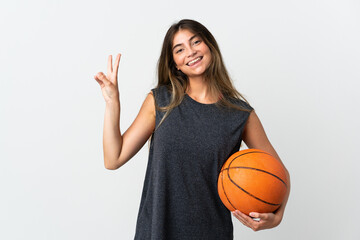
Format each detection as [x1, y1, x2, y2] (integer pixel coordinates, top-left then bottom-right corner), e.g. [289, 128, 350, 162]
[1, 0, 359, 239]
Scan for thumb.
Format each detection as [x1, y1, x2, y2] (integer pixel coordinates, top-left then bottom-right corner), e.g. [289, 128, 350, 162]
[249, 212, 259, 218]
[249, 212, 262, 222]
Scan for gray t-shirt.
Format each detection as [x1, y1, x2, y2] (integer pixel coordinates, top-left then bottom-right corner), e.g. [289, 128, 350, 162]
[134, 85, 253, 240]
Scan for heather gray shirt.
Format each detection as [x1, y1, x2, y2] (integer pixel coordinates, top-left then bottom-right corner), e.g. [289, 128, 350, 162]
[134, 85, 253, 240]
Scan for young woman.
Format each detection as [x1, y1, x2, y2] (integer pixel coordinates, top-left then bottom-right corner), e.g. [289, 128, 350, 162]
[94, 19, 290, 239]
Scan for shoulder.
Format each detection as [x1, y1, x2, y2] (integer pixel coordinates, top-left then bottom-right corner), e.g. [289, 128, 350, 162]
[226, 97, 254, 112]
[140, 91, 155, 117]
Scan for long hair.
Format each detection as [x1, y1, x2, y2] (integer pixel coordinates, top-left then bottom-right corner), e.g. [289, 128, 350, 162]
[156, 19, 251, 127]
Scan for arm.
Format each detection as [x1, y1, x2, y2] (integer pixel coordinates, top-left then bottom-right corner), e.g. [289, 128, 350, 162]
[102, 92, 155, 170]
[94, 54, 156, 170]
[232, 111, 291, 231]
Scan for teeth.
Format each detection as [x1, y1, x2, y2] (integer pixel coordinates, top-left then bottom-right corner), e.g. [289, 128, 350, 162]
[188, 57, 201, 65]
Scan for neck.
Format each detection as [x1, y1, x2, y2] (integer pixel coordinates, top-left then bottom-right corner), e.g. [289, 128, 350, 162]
[186, 76, 218, 104]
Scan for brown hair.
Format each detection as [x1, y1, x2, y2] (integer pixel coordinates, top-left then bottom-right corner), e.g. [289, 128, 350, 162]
[156, 19, 251, 127]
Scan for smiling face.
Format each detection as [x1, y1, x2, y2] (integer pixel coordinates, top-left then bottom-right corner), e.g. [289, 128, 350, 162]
[172, 29, 212, 80]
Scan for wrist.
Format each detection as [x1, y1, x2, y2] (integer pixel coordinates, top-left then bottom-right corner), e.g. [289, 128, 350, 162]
[106, 98, 120, 107]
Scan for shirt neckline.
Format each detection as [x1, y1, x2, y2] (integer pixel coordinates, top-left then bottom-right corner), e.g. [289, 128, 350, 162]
[185, 94, 219, 106]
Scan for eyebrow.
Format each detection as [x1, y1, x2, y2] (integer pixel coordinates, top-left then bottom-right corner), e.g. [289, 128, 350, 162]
[172, 34, 199, 51]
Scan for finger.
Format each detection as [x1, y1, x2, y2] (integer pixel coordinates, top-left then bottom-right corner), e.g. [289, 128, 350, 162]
[236, 211, 260, 228]
[258, 213, 269, 220]
[95, 72, 111, 85]
[232, 211, 246, 222]
[94, 75, 105, 88]
[235, 211, 255, 227]
[238, 213, 261, 231]
[249, 212, 261, 221]
[237, 210, 253, 221]
[107, 55, 113, 75]
[113, 53, 121, 75]
[232, 211, 252, 228]
[250, 212, 268, 221]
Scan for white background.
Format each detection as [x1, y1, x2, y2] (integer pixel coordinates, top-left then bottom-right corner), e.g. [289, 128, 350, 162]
[1, 0, 359, 239]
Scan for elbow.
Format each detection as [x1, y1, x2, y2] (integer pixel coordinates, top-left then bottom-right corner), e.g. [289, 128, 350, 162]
[285, 167, 290, 181]
[284, 167, 291, 189]
[104, 159, 121, 170]
[104, 165, 118, 170]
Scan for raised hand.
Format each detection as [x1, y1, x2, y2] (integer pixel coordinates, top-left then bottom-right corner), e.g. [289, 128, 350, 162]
[94, 54, 121, 104]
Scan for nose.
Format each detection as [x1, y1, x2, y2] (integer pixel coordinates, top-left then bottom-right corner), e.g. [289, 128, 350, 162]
[186, 47, 197, 58]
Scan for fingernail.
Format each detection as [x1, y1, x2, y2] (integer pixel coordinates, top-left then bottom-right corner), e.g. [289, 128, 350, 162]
[249, 212, 255, 217]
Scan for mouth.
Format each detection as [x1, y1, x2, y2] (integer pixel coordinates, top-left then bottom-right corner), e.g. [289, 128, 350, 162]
[186, 56, 203, 66]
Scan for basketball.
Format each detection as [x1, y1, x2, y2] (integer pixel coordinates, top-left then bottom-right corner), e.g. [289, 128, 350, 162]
[217, 149, 288, 215]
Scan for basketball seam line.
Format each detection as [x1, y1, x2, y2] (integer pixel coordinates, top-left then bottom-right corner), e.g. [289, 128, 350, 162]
[220, 170, 236, 211]
[226, 169, 281, 206]
[224, 150, 287, 187]
[222, 166, 287, 188]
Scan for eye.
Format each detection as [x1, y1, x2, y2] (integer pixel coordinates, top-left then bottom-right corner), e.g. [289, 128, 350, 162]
[193, 39, 201, 45]
[175, 48, 184, 54]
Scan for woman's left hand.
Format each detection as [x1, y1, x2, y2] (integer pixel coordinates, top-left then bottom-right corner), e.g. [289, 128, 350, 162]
[232, 210, 282, 231]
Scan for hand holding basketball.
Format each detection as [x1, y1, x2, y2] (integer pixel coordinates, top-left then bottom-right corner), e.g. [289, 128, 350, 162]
[232, 210, 282, 231]
[94, 54, 121, 104]
[218, 149, 289, 230]
[218, 149, 288, 214]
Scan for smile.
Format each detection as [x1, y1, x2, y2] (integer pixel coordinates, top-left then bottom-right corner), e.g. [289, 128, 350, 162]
[186, 57, 203, 66]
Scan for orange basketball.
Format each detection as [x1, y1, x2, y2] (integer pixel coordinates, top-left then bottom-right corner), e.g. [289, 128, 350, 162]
[218, 149, 288, 215]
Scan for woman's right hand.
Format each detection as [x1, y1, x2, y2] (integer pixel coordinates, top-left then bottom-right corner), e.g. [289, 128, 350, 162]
[94, 53, 121, 104]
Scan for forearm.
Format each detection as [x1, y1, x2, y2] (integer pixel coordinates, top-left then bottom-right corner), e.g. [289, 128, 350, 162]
[103, 100, 122, 169]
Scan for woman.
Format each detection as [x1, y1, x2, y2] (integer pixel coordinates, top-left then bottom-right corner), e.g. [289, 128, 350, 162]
[94, 19, 290, 239]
